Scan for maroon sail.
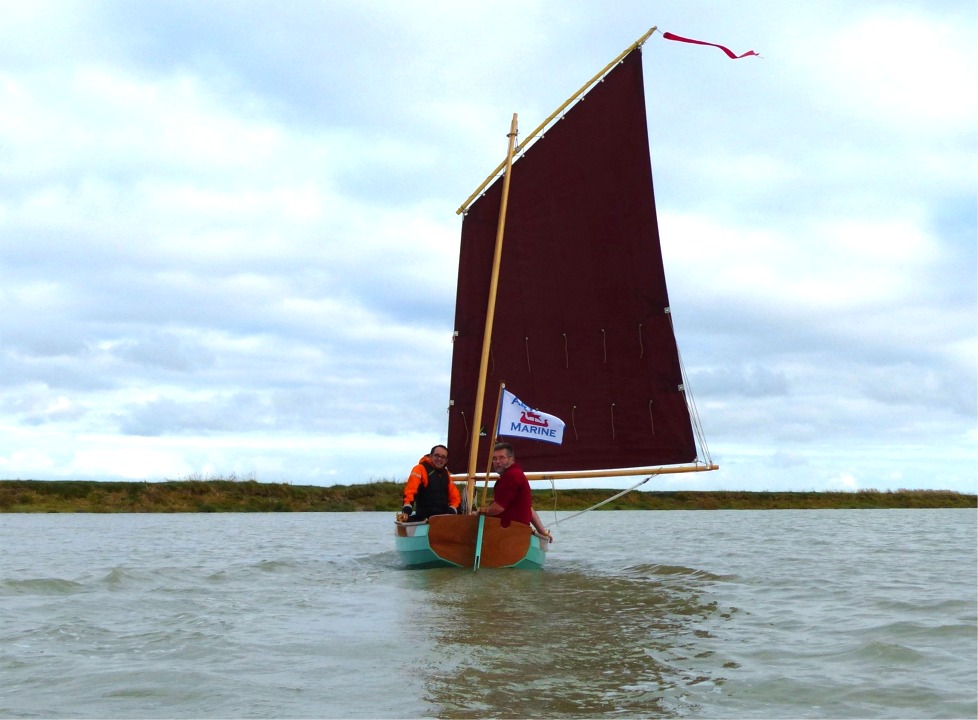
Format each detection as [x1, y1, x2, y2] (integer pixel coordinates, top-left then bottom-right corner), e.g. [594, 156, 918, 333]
[448, 48, 697, 474]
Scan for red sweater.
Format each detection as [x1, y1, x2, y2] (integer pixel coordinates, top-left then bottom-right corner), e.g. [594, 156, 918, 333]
[492, 462, 532, 527]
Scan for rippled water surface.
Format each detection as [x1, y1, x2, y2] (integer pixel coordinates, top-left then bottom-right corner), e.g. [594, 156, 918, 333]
[1, 509, 975, 718]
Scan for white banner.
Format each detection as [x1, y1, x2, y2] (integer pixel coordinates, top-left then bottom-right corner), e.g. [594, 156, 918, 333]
[496, 389, 565, 445]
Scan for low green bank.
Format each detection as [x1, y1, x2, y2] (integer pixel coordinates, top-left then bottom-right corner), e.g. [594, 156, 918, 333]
[0, 479, 974, 513]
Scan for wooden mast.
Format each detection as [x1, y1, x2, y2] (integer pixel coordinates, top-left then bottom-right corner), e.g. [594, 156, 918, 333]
[464, 113, 519, 512]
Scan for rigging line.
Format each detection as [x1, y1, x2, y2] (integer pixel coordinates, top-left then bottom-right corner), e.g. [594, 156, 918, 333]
[649, 399, 655, 435]
[601, 328, 607, 363]
[547, 474, 656, 527]
[638, 323, 644, 358]
[666, 310, 713, 464]
[547, 476, 559, 527]
[572, 405, 579, 441]
[610, 402, 616, 440]
[525, 336, 531, 373]
[460, 412, 469, 446]
[680, 353, 711, 462]
[563, 333, 569, 368]
[682, 346, 712, 463]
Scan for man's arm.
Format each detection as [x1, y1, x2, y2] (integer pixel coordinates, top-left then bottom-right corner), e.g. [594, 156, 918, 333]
[530, 508, 546, 534]
[484, 501, 506, 516]
[400, 466, 424, 517]
[446, 475, 462, 510]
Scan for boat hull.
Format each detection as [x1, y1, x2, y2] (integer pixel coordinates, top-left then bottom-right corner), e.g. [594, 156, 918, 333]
[394, 514, 547, 569]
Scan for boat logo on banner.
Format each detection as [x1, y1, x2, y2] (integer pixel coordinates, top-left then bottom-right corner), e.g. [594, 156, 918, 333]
[497, 389, 565, 445]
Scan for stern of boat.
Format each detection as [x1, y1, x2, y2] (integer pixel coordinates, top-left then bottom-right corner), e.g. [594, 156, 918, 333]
[394, 514, 547, 569]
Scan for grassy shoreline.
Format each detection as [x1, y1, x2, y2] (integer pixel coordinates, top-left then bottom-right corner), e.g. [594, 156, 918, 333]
[1, 479, 974, 513]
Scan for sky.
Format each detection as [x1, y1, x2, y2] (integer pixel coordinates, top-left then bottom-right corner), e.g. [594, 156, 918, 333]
[1, 1, 975, 494]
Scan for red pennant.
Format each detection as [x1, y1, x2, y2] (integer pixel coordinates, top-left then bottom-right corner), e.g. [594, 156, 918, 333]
[663, 31, 759, 59]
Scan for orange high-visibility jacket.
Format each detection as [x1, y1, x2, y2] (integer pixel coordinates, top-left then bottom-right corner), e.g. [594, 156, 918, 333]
[402, 455, 461, 510]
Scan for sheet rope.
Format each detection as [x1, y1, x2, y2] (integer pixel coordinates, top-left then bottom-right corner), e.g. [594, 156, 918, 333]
[544, 474, 657, 529]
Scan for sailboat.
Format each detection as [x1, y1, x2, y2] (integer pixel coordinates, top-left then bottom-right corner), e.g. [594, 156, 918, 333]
[395, 27, 718, 569]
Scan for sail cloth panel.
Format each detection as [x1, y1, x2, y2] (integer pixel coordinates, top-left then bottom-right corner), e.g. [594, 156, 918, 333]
[448, 49, 696, 474]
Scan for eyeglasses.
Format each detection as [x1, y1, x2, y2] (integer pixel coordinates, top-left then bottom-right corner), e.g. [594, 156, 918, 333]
[432, 454, 448, 460]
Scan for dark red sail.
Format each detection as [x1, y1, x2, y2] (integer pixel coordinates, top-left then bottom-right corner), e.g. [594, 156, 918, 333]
[448, 48, 697, 474]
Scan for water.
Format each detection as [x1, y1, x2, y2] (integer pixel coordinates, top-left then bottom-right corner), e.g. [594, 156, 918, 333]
[1, 509, 975, 719]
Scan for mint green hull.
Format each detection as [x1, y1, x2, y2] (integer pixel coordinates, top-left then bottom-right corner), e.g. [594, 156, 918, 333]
[394, 523, 461, 569]
[512, 538, 547, 569]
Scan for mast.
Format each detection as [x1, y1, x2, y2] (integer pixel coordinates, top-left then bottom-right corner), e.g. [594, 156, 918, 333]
[464, 113, 519, 511]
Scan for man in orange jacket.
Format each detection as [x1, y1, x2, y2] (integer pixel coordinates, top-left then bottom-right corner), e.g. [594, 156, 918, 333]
[400, 445, 461, 521]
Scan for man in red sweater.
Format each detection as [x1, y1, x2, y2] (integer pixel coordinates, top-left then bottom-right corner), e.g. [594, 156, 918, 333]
[483, 442, 551, 541]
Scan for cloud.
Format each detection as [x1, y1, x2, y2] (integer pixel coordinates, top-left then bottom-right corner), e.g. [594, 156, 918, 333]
[0, 1, 974, 493]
